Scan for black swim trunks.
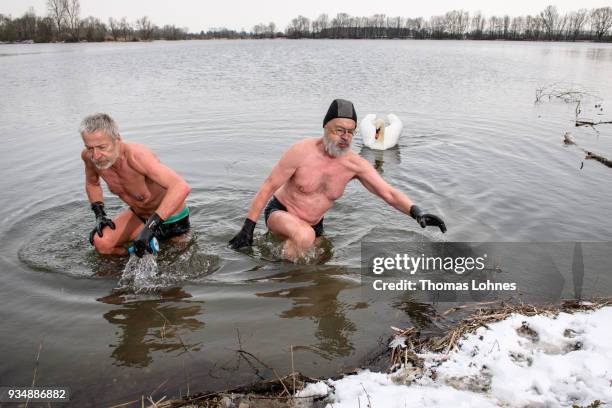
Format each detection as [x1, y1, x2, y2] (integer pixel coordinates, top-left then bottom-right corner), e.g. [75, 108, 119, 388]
[264, 196, 324, 238]
[131, 207, 191, 241]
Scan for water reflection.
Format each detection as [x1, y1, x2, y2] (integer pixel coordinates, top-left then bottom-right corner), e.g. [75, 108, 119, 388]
[98, 288, 205, 367]
[254, 267, 365, 358]
[586, 48, 612, 61]
[358, 145, 402, 174]
[390, 298, 440, 329]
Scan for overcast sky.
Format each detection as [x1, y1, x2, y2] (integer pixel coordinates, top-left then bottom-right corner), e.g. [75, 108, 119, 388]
[2, 0, 611, 32]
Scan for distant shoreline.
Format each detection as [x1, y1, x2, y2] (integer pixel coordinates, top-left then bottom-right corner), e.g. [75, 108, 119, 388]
[2, 4, 611, 44]
[2, 37, 612, 45]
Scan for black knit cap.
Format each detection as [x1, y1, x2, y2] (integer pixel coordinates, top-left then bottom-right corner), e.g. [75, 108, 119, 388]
[323, 99, 357, 128]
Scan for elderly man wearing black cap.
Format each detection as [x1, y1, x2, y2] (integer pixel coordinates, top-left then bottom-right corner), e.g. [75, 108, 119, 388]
[230, 99, 446, 260]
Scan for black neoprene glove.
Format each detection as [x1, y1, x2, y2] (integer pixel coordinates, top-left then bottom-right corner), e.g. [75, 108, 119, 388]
[410, 205, 447, 233]
[89, 202, 116, 245]
[133, 213, 163, 257]
[229, 218, 256, 249]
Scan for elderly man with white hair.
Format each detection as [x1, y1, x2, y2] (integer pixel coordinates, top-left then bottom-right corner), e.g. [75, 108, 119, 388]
[80, 113, 191, 257]
[230, 99, 446, 261]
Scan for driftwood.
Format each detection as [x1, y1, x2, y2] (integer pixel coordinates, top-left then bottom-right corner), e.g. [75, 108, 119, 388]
[576, 120, 612, 127]
[535, 84, 610, 128]
[585, 151, 612, 168]
[562, 132, 611, 170]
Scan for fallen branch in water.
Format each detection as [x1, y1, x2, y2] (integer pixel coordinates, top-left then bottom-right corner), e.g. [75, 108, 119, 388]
[562, 132, 612, 170]
[585, 151, 612, 168]
[535, 83, 610, 128]
[576, 120, 612, 127]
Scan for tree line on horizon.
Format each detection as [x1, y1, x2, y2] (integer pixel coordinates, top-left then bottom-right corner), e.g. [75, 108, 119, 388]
[0, 0, 190, 43]
[1, 1, 611, 43]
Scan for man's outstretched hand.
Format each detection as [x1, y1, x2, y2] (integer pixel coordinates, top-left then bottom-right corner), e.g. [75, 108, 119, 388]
[410, 205, 447, 233]
[229, 218, 256, 249]
[89, 202, 116, 245]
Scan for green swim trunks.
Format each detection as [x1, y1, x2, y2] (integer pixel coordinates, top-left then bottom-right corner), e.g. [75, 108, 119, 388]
[131, 206, 190, 241]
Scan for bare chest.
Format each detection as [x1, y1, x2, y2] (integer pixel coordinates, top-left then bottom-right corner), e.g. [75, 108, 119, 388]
[99, 167, 152, 202]
[291, 160, 355, 200]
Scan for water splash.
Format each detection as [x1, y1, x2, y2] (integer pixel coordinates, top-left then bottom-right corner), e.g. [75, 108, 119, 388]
[115, 239, 220, 293]
[118, 253, 164, 293]
[255, 233, 333, 264]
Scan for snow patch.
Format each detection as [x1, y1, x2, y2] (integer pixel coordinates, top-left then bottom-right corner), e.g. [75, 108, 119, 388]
[310, 306, 612, 407]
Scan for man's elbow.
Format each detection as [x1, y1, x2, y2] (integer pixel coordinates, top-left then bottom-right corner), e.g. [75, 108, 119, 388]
[180, 180, 191, 199]
[172, 178, 191, 201]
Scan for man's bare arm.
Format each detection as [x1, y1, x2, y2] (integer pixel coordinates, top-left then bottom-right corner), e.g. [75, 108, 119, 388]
[229, 141, 305, 249]
[245, 141, 305, 222]
[355, 156, 414, 215]
[82, 150, 104, 203]
[127, 144, 191, 220]
[82, 150, 116, 244]
[355, 156, 447, 232]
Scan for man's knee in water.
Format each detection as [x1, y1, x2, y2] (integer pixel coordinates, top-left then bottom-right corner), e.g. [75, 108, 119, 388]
[291, 227, 316, 250]
[92, 233, 117, 255]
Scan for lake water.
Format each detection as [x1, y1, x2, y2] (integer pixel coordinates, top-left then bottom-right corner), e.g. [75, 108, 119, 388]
[1, 39, 611, 406]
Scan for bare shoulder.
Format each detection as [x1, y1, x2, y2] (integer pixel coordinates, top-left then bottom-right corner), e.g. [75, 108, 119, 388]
[124, 142, 159, 163]
[344, 150, 371, 173]
[282, 138, 318, 161]
[288, 137, 318, 152]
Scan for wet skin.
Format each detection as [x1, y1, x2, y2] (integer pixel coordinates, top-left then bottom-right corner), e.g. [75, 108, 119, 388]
[244, 118, 418, 260]
[82, 130, 190, 255]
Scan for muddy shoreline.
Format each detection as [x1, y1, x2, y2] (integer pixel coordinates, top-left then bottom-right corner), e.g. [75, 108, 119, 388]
[113, 297, 610, 408]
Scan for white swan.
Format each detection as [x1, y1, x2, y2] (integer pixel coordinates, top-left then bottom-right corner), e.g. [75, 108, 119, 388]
[359, 114, 403, 150]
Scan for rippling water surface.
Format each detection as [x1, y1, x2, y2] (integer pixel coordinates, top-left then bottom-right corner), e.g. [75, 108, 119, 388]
[1, 40, 611, 406]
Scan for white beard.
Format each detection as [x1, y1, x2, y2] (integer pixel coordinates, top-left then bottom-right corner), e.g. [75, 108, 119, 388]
[92, 149, 119, 170]
[93, 160, 113, 170]
[323, 133, 349, 158]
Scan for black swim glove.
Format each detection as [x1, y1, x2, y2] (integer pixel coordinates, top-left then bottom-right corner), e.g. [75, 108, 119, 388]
[229, 218, 256, 249]
[410, 205, 447, 233]
[89, 202, 116, 245]
[134, 212, 163, 257]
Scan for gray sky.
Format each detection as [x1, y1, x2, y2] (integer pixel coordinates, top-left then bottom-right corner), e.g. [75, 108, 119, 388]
[2, 0, 611, 32]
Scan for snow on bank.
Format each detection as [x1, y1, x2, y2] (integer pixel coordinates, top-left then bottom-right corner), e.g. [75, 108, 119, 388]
[298, 307, 612, 407]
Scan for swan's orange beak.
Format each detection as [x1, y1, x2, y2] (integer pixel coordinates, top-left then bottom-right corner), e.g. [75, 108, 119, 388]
[375, 128, 381, 140]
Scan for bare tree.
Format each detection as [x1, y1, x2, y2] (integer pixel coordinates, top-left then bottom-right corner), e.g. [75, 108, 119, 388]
[108, 17, 120, 41]
[591, 7, 612, 41]
[429, 15, 446, 38]
[81, 16, 106, 42]
[525, 15, 542, 39]
[119, 17, 132, 41]
[332, 13, 351, 38]
[136, 16, 153, 40]
[539, 5, 559, 39]
[567, 9, 589, 40]
[286, 15, 310, 38]
[268, 22, 276, 38]
[510, 16, 525, 38]
[47, 0, 67, 40]
[15, 8, 38, 41]
[252, 23, 264, 37]
[487, 16, 504, 38]
[315, 13, 329, 37]
[443, 10, 469, 38]
[65, 0, 80, 41]
[470, 12, 485, 38]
